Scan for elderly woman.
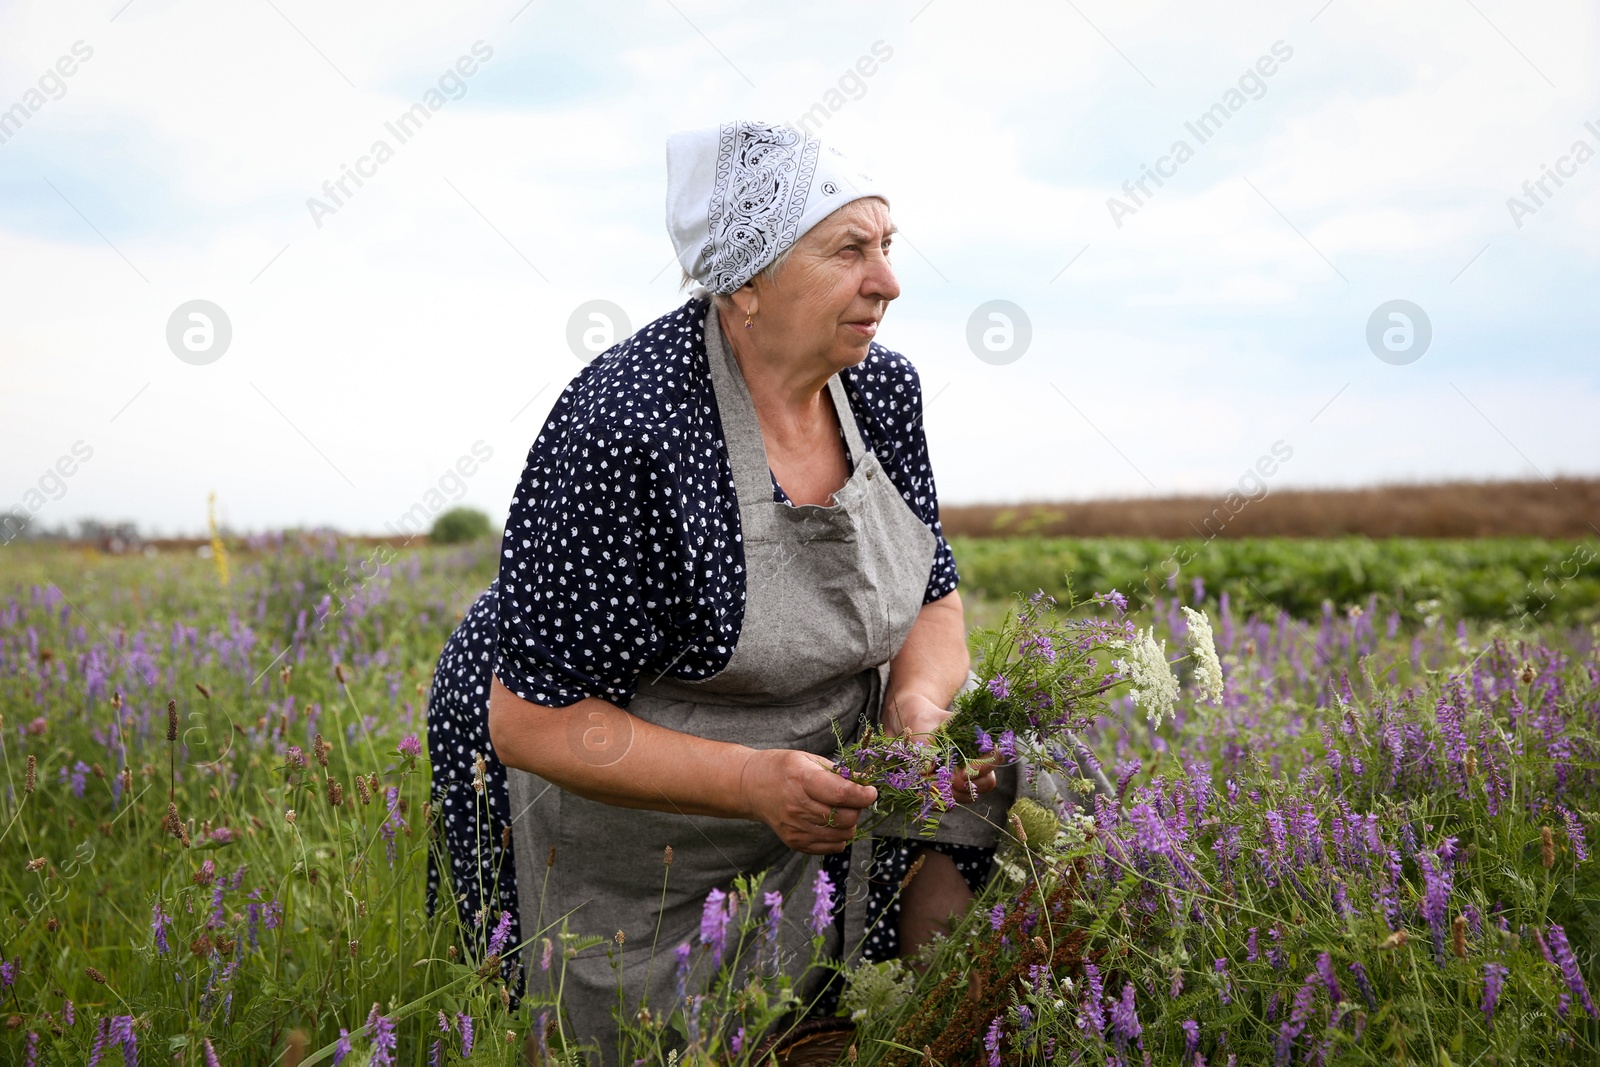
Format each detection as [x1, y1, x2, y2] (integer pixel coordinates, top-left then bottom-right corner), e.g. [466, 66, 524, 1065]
[426, 120, 1015, 1062]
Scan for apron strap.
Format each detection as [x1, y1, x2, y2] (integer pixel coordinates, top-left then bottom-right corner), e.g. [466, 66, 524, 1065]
[825, 373, 871, 467]
[704, 300, 781, 511]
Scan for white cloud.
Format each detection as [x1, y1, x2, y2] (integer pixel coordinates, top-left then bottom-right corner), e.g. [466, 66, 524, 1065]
[1, 0, 1596, 535]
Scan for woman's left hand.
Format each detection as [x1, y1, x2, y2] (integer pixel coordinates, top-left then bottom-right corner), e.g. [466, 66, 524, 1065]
[882, 690, 999, 801]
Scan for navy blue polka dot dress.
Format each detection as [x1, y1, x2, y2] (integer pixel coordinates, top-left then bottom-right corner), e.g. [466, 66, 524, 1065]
[426, 297, 991, 979]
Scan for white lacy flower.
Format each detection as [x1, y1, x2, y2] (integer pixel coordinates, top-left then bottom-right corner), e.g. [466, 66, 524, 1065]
[1112, 626, 1180, 727]
[1181, 606, 1225, 706]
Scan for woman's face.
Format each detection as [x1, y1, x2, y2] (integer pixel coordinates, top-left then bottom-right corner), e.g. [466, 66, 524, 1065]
[748, 197, 900, 371]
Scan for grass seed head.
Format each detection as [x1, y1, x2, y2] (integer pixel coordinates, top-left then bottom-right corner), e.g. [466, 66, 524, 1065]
[355, 775, 372, 805]
[166, 700, 178, 742]
[901, 853, 926, 891]
[327, 778, 343, 806]
[1453, 915, 1468, 958]
[1542, 825, 1556, 868]
[85, 966, 106, 984]
[24, 755, 35, 794]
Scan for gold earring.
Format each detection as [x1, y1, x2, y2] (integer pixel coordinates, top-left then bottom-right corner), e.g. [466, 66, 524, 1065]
[743, 309, 754, 330]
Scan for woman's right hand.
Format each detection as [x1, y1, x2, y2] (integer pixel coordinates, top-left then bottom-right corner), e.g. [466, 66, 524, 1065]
[740, 748, 878, 854]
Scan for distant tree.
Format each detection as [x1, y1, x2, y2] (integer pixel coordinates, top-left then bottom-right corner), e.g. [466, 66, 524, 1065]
[429, 507, 495, 545]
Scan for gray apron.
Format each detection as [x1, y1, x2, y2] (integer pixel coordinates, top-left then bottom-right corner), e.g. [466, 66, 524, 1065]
[507, 300, 1014, 1064]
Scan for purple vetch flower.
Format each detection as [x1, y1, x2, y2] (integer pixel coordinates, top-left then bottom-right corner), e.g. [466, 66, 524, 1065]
[541, 937, 554, 971]
[208, 884, 227, 929]
[150, 900, 173, 954]
[535, 1011, 550, 1063]
[1099, 590, 1129, 613]
[0, 958, 17, 989]
[24, 1032, 38, 1067]
[1079, 963, 1107, 1037]
[700, 887, 733, 964]
[88, 1017, 110, 1067]
[1548, 925, 1597, 1018]
[429, 1039, 445, 1067]
[732, 1026, 745, 1054]
[1266, 927, 1286, 971]
[989, 902, 1006, 930]
[380, 786, 407, 867]
[1347, 961, 1376, 1010]
[763, 890, 784, 959]
[457, 1013, 474, 1057]
[807, 867, 835, 938]
[486, 910, 512, 957]
[1245, 928, 1260, 963]
[203, 1038, 221, 1067]
[62, 999, 74, 1027]
[366, 1004, 397, 1067]
[62, 760, 90, 798]
[1315, 953, 1343, 1003]
[984, 1016, 1003, 1067]
[998, 730, 1017, 762]
[1274, 974, 1318, 1067]
[1332, 882, 1356, 920]
[1180, 1018, 1200, 1056]
[331, 1029, 351, 1066]
[1559, 806, 1589, 862]
[1482, 962, 1509, 1030]
[673, 942, 692, 1001]
[1020, 630, 1056, 663]
[1214, 959, 1232, 1006]
[104, 1016, 136, 1067]
[987, 676, 1010, 701]
[1531, 925, 1555, 965]
[1418, 851, 1453, 964]
[973, 724, 994, 754]
[1114, 760, 1141, 803]
[1109, 982, 1142, 1047]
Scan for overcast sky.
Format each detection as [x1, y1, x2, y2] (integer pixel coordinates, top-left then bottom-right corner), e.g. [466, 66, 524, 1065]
[2, 0, 1597, 537]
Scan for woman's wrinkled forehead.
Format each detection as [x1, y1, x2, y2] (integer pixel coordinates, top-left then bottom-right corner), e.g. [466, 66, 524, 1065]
[802, 197, 895, 248]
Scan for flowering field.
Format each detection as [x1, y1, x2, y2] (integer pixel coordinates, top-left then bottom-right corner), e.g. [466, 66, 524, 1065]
[0, 534, 1597, 1065]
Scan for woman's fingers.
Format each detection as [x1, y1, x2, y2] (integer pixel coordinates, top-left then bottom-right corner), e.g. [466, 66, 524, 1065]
[802, 752, 878, 809]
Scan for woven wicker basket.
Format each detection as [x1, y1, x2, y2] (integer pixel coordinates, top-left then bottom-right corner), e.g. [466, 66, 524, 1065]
[748, 1017, 856, 1067]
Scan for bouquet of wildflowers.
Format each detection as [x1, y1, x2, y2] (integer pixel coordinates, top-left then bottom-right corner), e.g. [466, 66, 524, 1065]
[833, 588, 1225, 833]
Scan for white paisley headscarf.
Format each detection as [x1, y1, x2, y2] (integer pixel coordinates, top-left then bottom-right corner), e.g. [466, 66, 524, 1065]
[665, 120, 887, 295]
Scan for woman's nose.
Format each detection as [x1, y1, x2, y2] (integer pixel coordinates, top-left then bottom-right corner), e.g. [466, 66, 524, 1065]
[863, 252, 900, 302]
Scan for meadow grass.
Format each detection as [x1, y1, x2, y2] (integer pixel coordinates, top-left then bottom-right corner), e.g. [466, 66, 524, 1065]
[1, 534, 1596, 1065]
